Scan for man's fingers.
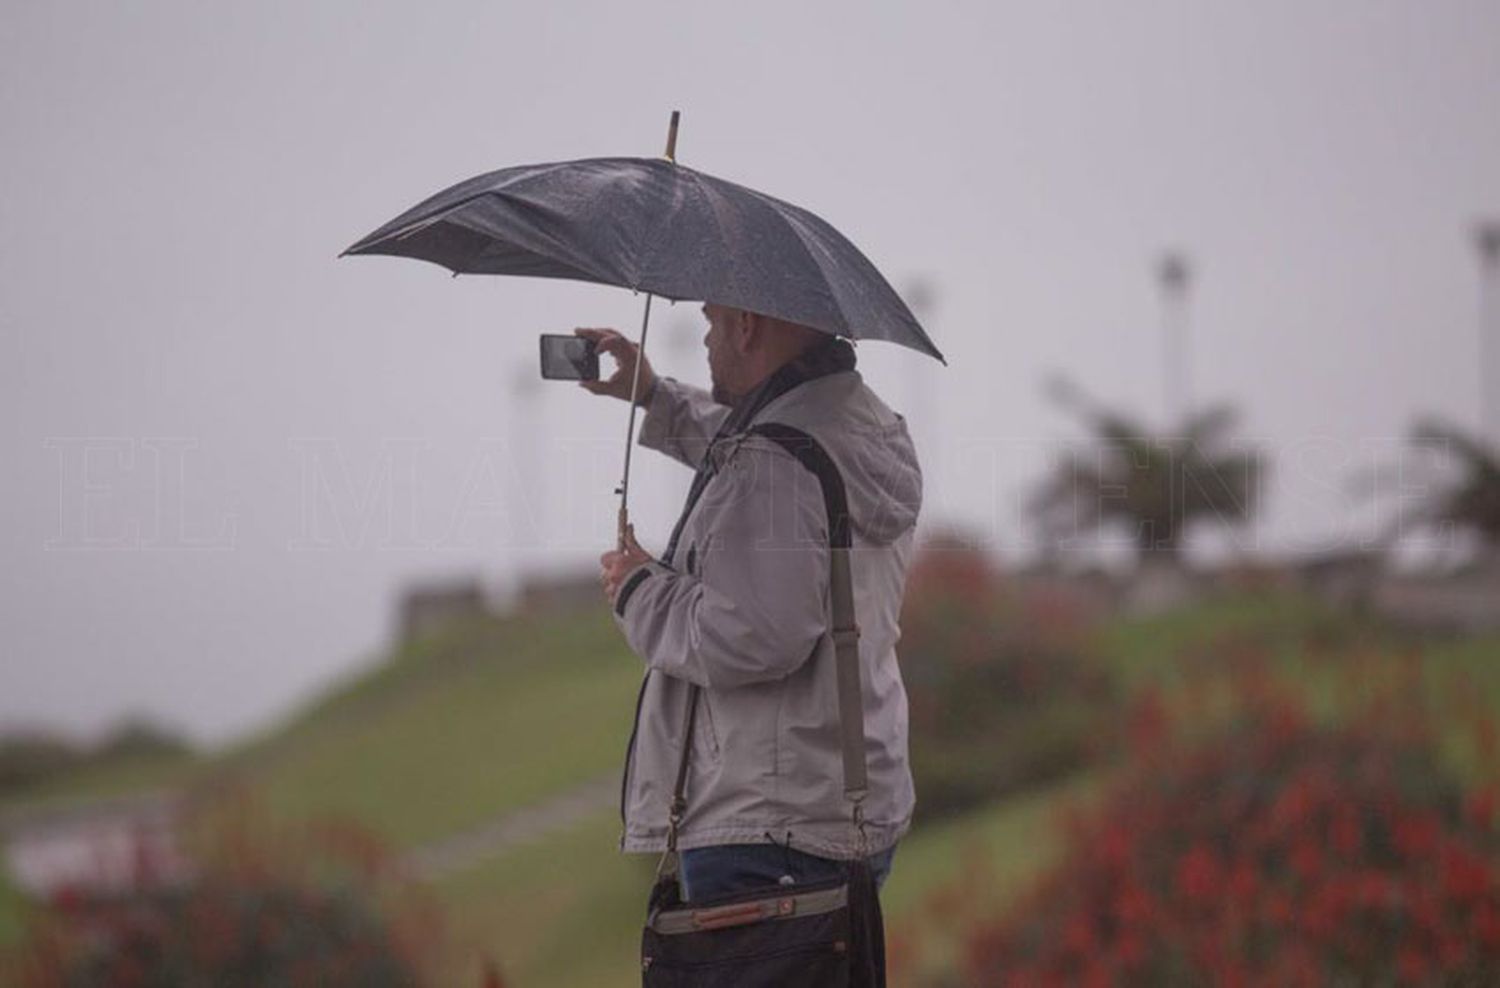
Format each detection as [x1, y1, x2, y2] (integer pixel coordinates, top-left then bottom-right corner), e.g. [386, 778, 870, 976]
[594, 338, 636, 361]
[574, 328, 635, 357]
[575, 327, 629, 350]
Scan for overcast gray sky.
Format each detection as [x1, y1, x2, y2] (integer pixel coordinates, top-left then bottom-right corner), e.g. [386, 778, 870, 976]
[3, 1, 1498, 745]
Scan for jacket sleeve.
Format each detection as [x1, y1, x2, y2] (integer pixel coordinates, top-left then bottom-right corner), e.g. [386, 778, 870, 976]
[611, 438, 831, 690]
[637, 376, 733, 471]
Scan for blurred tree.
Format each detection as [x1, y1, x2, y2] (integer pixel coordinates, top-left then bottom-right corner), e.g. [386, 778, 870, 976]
[0, 733, 82, 796]
[1397, 417, 1500, 559]
[94, 718, 191, 762]
[1030, 376, 1263, 568]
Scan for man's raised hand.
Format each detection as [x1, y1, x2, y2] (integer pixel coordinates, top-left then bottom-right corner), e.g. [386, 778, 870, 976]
[574, 327, 658, 406]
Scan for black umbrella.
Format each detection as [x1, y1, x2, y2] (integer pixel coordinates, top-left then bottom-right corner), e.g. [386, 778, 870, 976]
[342, 113, 943, 540]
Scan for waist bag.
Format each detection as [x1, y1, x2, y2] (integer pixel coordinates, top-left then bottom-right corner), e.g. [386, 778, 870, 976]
[639, 422, 886, 987]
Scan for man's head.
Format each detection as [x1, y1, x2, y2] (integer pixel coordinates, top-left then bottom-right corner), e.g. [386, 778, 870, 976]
[701, 303, 829, 406]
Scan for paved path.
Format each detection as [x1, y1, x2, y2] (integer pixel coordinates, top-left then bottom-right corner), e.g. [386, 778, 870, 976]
[3, 772, 624, 892]
[401, 772, 618, 880]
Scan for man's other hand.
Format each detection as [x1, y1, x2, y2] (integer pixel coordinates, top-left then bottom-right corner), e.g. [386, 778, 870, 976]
[575, 327, 658, 406]
[600, 524, 653, 602]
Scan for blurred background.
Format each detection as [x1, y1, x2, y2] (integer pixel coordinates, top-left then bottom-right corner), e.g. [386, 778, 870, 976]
[3, 1, 1499, 984]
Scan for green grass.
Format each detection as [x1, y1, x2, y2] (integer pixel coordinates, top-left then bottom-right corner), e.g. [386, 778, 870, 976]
[0, 866, 25, 952]
[1089, 587, 1389, 689]
[880, 770, 1106, 983]
[428, 810, 653, 988]
[420, 769, 1106, 988]
[225, 611, 646, 849]
[1093, 587, 1500, 781]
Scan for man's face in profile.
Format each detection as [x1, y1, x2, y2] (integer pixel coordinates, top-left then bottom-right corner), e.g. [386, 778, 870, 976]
[702, 302, 741, 406]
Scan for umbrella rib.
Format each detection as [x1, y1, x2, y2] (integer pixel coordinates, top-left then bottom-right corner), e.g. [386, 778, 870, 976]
[776, 195, 944, 363]
[764, 198, 849, 335]
[686, 169, 744, 302]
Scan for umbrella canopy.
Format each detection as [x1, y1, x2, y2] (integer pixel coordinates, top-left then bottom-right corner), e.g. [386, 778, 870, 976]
[342, 156, 945, 363]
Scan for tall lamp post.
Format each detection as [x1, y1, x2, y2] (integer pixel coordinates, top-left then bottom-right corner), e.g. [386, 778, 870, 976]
[1158, 251, 1192, 434]
[1476, 220, 1500, 444]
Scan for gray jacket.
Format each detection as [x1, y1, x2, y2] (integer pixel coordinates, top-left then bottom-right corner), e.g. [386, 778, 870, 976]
[610, 365, 921, 860]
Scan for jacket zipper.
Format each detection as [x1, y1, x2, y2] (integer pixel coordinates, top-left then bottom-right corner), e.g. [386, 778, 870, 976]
[618, 668, 652, 845]
[620, 533, 709, 845]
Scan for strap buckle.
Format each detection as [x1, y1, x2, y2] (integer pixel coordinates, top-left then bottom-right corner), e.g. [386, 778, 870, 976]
[850, 797, 869, 857]
[832, 625, 861, 648]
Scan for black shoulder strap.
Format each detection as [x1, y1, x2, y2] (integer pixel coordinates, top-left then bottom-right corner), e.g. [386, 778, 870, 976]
[743, 423, 854, 550]
[661, 423, 869, 870]
[743, 423, 866, 802]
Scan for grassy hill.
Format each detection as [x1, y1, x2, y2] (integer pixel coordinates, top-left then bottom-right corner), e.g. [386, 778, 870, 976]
[426, 770, 1107, 987]
[218, 609, 643, 850]
[2, 607, 644, 849]
[5, 588, 1498, 984]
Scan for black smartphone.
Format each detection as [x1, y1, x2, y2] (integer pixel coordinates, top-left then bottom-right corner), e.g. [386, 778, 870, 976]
[539, 334, 599, 381]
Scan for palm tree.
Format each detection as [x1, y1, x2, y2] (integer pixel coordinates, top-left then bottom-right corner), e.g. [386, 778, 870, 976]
[1030, 375, 1264, 569]
[1350, 417, 1500, 568]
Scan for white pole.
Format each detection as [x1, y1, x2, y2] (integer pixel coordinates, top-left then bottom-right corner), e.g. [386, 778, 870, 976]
[1476, 221, 1500, 445]
[1158, 251, 1191, 433]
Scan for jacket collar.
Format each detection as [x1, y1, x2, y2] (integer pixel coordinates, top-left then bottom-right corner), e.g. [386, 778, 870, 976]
[660, 334, 856, 568]
[714, 334, 857, 441]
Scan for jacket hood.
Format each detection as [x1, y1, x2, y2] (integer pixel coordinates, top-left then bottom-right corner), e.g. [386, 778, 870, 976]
[753, 370, 923, 546]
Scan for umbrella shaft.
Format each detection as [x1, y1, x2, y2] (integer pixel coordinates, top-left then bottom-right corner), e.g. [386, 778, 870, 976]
[617, 292, 654, 545]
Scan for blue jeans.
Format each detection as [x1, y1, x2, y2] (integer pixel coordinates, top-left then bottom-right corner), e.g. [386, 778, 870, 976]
[679, 841, 897, 903]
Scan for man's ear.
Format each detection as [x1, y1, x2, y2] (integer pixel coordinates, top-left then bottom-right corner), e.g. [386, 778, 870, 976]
[732, 309, 757, 354]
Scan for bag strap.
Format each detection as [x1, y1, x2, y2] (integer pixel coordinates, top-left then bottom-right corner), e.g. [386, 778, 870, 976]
[660, 422, 868, 878]
[745, 423, 868, 805]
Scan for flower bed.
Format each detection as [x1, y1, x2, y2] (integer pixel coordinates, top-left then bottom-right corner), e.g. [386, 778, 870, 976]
[900, 536, 1118, 820]
[6, 797, 446, 987]
[939, 685, 1500, 985]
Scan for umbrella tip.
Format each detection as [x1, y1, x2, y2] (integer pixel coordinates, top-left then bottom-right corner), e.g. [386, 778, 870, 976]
[663, 110, 681, 162]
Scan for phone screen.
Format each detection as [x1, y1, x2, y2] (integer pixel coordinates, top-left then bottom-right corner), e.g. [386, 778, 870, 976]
[539, 334, 599, 381]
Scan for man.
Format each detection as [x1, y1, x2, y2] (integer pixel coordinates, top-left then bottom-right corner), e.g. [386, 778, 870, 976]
[582, 301, 921, 903]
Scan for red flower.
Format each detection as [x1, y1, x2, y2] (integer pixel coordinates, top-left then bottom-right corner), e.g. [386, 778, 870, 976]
[1466, 786, 1498, 831]
[1397, 941, 1429, 983]
[1111, 882, 1154, 927]
[1098, 823, 1131, 871]
[1393, 812, 1439, 859]
[1175, 843, 1224, 903]
[1474, 901, 1500, 949]
[1290, 838, 1323, 882]
[1226, 858, 1258, 903]
[1062, 915, 1097, 956]
[1115, 933, 1146, 969]
[1328, 805, 1362, 857]
[1440, 843, 1492, 903]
